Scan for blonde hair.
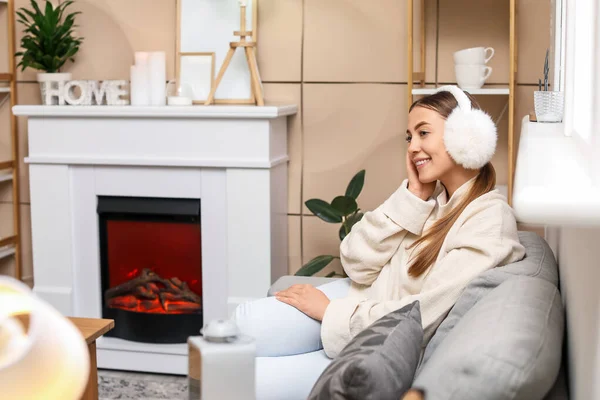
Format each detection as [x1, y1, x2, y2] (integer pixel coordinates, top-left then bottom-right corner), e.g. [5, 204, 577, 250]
[406, 91, 496, 278]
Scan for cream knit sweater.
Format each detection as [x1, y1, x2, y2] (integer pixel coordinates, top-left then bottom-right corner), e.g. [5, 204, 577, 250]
[320, 177, 525, 358]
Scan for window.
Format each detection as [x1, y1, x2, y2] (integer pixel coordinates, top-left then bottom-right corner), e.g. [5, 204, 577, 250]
[559, 0, 600, 181]
[570, 0, 594, 141]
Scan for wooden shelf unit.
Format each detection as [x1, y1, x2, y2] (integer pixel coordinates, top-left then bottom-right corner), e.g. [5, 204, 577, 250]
[407, 0, 517, 204]
[0, 0, 22, 280]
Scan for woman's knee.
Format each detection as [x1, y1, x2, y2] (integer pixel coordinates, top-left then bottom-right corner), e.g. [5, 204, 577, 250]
[231, 278, 351, 357]
[316, 278, 351, 299]
[233, 295, 323, 357]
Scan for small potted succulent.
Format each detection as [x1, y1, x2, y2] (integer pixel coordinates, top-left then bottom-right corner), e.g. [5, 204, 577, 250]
[15, 0, 83, 104]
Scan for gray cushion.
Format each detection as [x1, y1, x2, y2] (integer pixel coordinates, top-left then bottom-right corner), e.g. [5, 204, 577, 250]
[543, 363, 569, 400]
[413, 277, 564, 400]
[499, 231, 559, 286]
[308, 301, 423, 400]
[419, 231, 558, 369]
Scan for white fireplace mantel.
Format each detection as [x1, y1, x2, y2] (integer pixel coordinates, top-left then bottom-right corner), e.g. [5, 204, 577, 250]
[13, 104, 297, 118]
[13, 104, 297, 374]
[15, 105, 297, 168]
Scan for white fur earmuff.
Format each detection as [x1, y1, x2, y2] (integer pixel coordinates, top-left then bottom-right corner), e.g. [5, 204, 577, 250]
[434, 85, 497, 170]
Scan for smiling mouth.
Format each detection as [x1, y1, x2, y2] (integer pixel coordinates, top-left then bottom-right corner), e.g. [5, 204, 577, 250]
[415, 158, 431, 169]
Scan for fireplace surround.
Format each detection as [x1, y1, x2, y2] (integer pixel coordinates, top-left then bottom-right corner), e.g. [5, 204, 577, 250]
[13, 104, 297, 374]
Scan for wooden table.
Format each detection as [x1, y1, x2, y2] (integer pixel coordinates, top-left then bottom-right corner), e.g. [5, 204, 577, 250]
[69, 317, 115, 400]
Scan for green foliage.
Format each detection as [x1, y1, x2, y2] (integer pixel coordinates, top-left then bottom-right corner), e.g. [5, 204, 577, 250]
[294, 255, 336, 277]
[15, 0, 83, 73]
[295, 170, 366, 277]
[345, 169, 365, 199]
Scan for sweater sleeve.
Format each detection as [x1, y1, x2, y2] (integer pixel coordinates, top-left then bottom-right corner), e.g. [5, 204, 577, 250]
[339, 179, 436, 286]
[321, 201, 525, 358]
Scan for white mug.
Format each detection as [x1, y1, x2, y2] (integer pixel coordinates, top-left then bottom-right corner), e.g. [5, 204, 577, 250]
[453, 47, 495, 65]
[455, 64, 492, 90]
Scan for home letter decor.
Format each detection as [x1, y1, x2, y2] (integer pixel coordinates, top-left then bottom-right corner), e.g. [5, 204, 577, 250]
[44, 80, 131, 106]
[90, 80, 109, 105]
[63, 80, 93, 106]
[106, 80, 130, 105]
[41, 81, 66, 105]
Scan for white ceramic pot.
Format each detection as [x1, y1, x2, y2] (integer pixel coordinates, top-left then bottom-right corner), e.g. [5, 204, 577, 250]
[534, 91, 565, 123]
[37, 72, 72, 105]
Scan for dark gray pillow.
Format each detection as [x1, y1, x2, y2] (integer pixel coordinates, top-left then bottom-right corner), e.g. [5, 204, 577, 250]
[308, 301, 423, 400]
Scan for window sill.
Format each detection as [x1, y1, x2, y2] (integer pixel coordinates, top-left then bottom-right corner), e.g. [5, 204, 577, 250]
[512, 116, 600, 226]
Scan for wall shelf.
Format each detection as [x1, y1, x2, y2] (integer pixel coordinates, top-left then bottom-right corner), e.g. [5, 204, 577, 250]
[0, 172, 13, 183]
[0, 245, 16, 260]
[407, 0, 517, 204]
[412, 86, 510, 96]
[0, 0, 22, 281]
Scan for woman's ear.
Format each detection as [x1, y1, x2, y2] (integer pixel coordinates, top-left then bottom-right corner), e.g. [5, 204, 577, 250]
[444, 108, 497, 169]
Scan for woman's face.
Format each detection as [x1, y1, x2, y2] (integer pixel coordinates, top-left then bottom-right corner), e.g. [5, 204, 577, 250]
[406, 106, 457, 183]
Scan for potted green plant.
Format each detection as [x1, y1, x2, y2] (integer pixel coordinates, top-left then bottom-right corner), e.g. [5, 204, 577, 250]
[15, 0, 83, 104]
[295, 170, 366, 277]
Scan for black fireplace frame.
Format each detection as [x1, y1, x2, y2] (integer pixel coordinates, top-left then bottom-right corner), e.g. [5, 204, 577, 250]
[97, 196, 203, 344]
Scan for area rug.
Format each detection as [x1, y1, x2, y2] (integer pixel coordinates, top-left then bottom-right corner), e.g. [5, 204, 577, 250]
[98, 369, 187, 400]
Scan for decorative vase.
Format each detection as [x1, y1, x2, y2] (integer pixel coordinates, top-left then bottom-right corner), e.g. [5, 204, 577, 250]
[37, 72, 72, 105]
[534, 91, 565, 123]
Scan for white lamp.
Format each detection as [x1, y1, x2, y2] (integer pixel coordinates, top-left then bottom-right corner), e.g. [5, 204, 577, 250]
[0, 277, 90, 399]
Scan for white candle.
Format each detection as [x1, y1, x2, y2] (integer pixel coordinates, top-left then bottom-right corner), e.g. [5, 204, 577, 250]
[130, 64, 150, 106]
[134, 52, 149, 67]
[130, 66, 138, 105]
[167, 96, 193, 106]
[149, 52, 166, 106]
[131, 52, 151, 105]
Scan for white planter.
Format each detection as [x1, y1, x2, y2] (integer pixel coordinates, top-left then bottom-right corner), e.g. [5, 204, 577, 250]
[38, 72, 72, 105]
[534, 91, 565, 123]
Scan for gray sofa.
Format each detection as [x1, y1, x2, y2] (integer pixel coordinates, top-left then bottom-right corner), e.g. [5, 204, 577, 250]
[269, 231, 568, 399]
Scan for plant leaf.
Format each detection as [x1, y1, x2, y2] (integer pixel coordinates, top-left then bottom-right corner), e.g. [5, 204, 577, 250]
[305, 199, 342, 223]
[325, 271, 336, 278]
[345, 170, 366, 199]
[339, 224, 347, 241]
[346, 211, 364, 231]
[294, 255, 335, 276]
[15, 0, 83, 72]
[331, 196, 358, 216]
[339, 211, 363, 241]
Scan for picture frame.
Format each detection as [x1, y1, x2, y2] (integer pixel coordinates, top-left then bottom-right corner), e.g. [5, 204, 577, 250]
[177, 52, 215, 104]
[176, 0, 258, 104]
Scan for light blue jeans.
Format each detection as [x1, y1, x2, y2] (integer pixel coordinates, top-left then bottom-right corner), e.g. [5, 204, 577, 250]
[233, 278, 351, 400]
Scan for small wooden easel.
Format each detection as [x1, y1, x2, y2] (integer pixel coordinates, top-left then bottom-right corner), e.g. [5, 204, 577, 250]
[204, 3, 264, 106]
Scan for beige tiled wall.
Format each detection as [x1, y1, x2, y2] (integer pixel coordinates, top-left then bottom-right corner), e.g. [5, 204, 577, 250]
[0, 0, 551, 282]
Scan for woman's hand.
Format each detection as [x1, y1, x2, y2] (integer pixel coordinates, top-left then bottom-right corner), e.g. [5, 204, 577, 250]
[275, 284, 331, 321]
[406, 152, 436, 201]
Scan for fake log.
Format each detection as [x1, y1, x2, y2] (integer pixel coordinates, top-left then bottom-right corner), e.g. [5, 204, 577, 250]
[105, 268, 201, 313]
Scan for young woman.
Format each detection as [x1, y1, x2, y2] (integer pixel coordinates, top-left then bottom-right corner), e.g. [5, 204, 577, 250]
[234, 86, 526, 400]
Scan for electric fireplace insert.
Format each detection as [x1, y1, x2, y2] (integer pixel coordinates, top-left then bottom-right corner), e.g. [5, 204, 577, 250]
[97, 196, 202, 344]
